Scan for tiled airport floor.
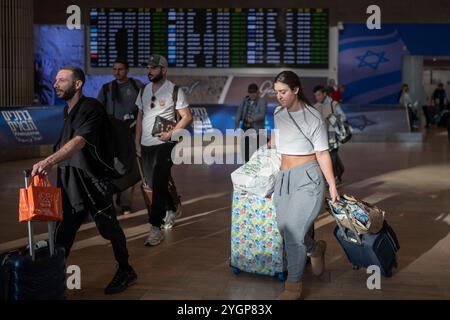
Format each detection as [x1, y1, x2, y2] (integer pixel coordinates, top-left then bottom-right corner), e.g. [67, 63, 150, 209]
[0, 128, 449, 300]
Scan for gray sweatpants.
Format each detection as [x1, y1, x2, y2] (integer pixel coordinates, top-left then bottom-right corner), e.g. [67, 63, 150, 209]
[273, 160, 325, 282]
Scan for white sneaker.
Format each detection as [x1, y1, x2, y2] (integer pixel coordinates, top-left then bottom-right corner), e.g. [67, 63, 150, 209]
[162, 211, 176, 229]
[162, 204, 182, 229]
[144, 226, 164, 246]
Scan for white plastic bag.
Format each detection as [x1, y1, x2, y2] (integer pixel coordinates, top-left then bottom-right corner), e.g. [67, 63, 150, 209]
[231, 146, 281, 197]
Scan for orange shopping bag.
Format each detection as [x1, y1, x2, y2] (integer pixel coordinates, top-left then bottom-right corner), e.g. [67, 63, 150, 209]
[19, 175, 63, 222]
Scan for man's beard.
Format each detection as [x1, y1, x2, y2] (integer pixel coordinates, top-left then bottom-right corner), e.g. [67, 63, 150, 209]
[57, 85, 77, 101]
[148, 71, 163, 83]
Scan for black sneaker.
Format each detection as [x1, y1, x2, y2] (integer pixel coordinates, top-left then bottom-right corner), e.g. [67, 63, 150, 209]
[104, 267, 137, 295]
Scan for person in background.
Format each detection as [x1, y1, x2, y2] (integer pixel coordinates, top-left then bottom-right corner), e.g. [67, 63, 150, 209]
[432, 83, 448, 113]
[331, 84, 345, 103]
[97, 58, 144, 215]
[135, 54, 192, 245]
[422, 93, 434, 129]
[313, 85, 346, 185]
[399, 84, 419, 130]
[234, 83, 268, 162]
[324, 78, 338, 96]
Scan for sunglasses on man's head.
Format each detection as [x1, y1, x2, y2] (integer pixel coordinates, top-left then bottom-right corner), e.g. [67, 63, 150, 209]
[151, 96, 156, 109]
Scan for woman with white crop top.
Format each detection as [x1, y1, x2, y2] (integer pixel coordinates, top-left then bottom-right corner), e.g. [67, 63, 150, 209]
[271, 71, 340, 300]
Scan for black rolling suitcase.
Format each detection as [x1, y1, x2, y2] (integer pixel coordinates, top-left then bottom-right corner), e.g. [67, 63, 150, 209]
[327, 198, 400, 277]
[0, 170, 66, 300]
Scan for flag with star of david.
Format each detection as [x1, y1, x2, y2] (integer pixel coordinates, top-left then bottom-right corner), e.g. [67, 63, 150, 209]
[339, 24, 408, 104]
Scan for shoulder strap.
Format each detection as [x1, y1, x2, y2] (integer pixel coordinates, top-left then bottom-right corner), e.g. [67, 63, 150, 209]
[111, 81, 118, 117]
[138, 84, 146, 115]
[241, 96, 250, 119]
[129, 78, 140, 93]
[102, 82, 117, 118]
[330, 99, 335, 113]
[172, 85, 180, 122]
[331, 99, 341, 114]
[102, 83, 109, 105]
[286, 109, 314, 149]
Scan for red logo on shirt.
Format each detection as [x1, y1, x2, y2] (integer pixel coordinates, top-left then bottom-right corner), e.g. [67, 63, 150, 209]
[160, 99, 166, 107]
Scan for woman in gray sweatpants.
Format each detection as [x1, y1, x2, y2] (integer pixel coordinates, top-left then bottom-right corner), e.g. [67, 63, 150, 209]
[272, 71, 340, 300]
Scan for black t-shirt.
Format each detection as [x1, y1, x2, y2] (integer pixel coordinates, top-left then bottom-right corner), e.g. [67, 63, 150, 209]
[55, 96, 111, 177]
[55, 96, 114, 212]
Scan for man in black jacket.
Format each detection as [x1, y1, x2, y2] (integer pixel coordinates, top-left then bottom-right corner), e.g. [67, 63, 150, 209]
[31, 66, 137, 295]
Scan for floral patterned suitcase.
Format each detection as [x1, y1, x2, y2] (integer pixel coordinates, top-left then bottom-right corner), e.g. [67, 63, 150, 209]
[230, 190, 286, 280]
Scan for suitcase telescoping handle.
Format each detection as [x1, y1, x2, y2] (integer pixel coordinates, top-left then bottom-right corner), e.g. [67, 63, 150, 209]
[325, 197, 362, 245]
[23, 170, 56, 261]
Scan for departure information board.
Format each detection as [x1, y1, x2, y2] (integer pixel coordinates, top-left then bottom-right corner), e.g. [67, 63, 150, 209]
[89, 8, 328, 68]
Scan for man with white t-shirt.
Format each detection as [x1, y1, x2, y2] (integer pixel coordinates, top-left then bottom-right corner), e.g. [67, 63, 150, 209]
[135, 54, 193, 246]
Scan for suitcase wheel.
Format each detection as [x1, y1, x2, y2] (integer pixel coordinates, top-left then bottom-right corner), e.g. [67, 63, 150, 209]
[275, 272, 287, 282]
[231, 267, 241, 275]
[352, 264, 360, 270]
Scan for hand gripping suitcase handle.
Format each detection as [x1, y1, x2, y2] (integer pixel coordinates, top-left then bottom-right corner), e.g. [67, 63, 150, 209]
[23, 169, 56, 260]
[325, 197, 362, 245]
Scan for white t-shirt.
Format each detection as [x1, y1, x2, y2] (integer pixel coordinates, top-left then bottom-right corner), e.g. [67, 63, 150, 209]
[136, 80, 189, 146]
[274, 105, 329, 155]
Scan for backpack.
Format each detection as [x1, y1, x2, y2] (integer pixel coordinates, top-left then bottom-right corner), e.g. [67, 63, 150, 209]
[102, 78, 141, 125]
[102, 78, 141, 109]
[99, 79, 142, 178]
[98, 115, 136, 179]
[329, 101, 352, 144]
